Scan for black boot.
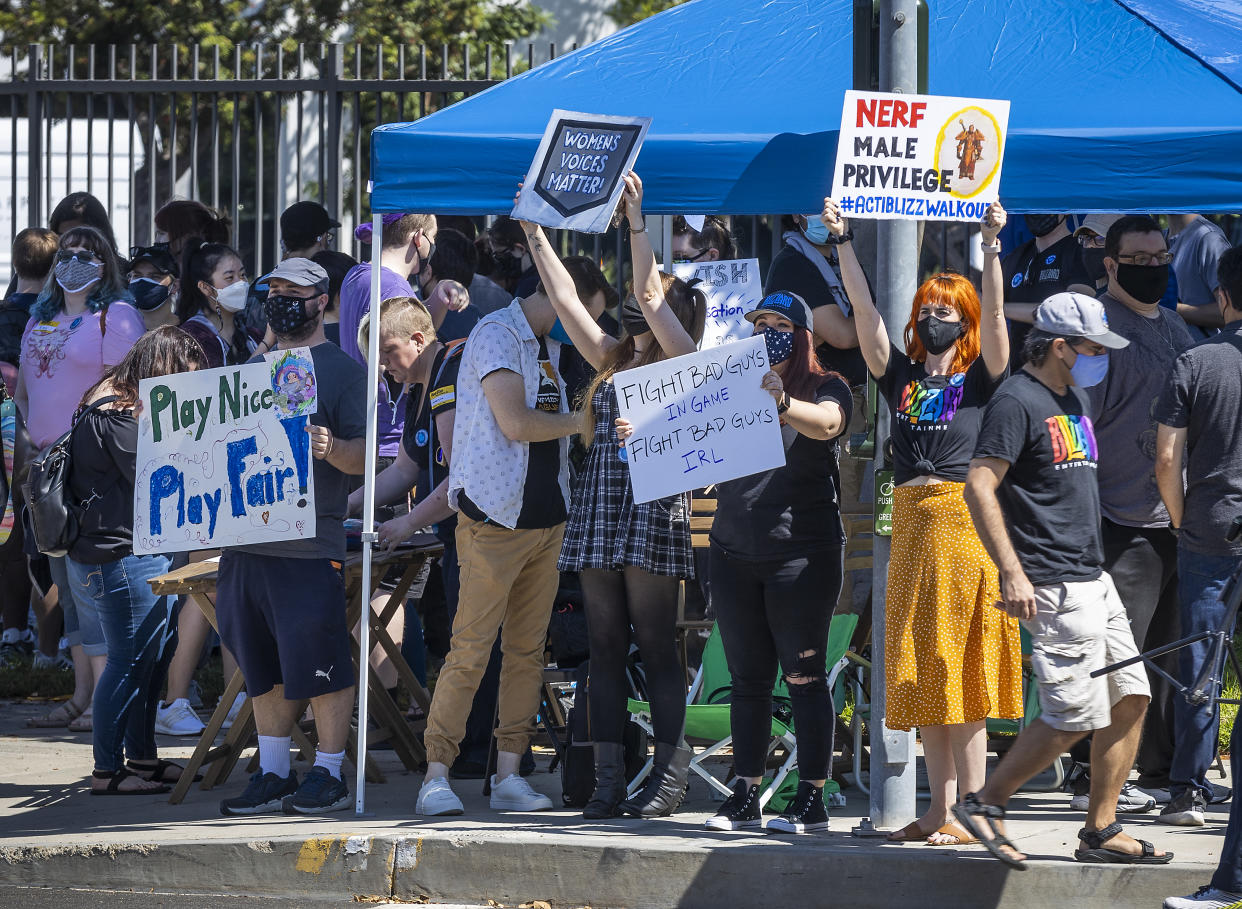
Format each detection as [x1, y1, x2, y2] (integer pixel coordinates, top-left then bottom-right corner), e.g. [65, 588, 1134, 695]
[621, 743, 691, 818]
[583, 742, 627, 819]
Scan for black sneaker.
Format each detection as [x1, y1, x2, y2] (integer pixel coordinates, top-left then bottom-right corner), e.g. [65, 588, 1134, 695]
[283, 766, 350, 815]
[766, 780, 830, 834]
[219, 770, 299, 816]
[1158, 788, 1206, 827]
[705, 779, 762, 831]
[1207, 781, 1233, 806]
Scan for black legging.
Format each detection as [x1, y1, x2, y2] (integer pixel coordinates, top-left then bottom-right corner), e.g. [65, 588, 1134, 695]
[709, 543, 843, 781]
[581, 566, 684, 747]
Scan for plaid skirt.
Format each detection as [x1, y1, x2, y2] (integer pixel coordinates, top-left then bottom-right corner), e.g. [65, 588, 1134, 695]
[558, 382, 694, 578]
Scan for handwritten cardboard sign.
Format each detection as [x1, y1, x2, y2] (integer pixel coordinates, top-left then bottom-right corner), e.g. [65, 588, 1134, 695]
[670, 258, 761, 350]
[831, 90, 1010, 221]
[614, 335, 785, 504]
[133, 348, 318, 554]
[512, 110, 651, 233]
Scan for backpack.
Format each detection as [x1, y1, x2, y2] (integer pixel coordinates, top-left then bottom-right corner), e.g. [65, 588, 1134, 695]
[25, 395, 118, 557]
[560, 659, 649, 808]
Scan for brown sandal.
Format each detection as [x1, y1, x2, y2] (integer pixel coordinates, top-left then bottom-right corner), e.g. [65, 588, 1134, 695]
[886, 820, 935, 842]
[68, 710, 93, 732]
[927, 821, 978, 846]
[26, 699, 85, 728]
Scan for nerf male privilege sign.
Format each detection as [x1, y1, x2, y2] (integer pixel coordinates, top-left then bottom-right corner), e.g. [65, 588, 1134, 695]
[831, 90, 1010, 221]
[133, 349, 318, 553]
[512, 110, 651, 233]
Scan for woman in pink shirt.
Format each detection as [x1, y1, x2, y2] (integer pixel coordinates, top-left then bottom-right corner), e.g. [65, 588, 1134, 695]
[17, 225, 144, 731]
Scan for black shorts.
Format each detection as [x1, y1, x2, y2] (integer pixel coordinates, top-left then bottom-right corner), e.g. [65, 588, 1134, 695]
[215, 551, 355, 700]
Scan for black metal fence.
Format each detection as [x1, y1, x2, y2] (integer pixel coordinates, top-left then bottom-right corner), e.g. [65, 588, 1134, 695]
[0, 41, 974, 286]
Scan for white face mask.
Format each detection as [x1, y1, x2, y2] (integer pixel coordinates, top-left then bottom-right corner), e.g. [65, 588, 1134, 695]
[214, 279, 249, 313]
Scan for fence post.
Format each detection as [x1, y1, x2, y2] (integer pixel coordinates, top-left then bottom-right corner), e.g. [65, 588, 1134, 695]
[324, 43, 344, 233]
[26, 44, 44, 228]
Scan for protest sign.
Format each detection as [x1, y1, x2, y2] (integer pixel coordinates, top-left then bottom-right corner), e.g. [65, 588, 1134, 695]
[512, 110, 651, 233]
[831, 90, 1010, 222]
[671, 258, 761, 350]
[615, 335, 785, 504]
[133, 348, 318, 554]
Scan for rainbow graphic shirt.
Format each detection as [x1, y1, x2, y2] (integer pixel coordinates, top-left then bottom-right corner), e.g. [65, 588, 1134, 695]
[897, 372, 966, 429]
[1045, 413, 1098, 469]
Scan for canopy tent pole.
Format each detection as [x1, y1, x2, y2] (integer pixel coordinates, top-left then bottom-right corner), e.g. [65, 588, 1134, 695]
[355, 212, 383, 815]
[868, 0, 919, 831]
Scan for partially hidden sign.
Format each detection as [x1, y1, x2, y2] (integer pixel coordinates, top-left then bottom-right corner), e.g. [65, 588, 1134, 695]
[615, 335, 785, 504]
[512, 110, 651, 233]
[831, 90, 1010, 222]
[133, 348, 318, 554]
[670, 258, 761, 350]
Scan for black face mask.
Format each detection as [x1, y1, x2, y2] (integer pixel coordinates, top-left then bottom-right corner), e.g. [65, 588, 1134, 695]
[1114, 263, 1170, 305]
[620, 294, 650, 338]
[1082, 248, 1108, 284]
[916, 315, 964, 355]
[1024, 214, 1062, 238]
[493, 249, 525, 280]
[265, 293, 318, 336]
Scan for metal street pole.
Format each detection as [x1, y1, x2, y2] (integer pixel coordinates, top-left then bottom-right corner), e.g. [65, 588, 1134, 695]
[868, 0, 920, 831]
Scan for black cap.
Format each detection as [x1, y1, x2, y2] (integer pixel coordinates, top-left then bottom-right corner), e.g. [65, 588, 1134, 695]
[128, 243, 179, 278]
[280, 201, 341, 240]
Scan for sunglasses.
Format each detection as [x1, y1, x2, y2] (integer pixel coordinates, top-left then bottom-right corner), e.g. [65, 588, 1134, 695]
[56, 249, 102, 264]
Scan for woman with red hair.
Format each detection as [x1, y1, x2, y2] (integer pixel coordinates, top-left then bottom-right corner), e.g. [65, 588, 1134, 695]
[825, 196, 1022, 846]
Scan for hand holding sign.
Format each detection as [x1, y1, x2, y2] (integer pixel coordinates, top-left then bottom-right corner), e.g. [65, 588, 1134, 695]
[512, 110, 652, 234]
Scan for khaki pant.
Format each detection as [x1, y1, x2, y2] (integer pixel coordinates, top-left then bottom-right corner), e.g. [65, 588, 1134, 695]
[423, 513, 564, 765]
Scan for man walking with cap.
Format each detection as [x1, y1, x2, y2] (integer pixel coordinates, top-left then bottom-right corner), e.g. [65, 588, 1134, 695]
[955, 293, 1172, 868]
[216, 256, 368, 817]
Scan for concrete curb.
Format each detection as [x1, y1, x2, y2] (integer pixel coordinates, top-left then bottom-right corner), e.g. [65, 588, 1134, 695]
[0, 831, 1211, 908]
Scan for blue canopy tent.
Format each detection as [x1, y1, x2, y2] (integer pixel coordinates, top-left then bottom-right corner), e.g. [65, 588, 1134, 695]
[370, 0, 1242, 215]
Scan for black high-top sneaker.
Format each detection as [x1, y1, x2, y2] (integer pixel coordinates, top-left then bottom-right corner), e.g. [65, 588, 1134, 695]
[766, 780, 829, 834]
[704, 778, 762, 831]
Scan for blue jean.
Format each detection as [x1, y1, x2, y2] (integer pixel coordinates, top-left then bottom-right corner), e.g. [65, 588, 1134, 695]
[1213, 710, 1242, 893]
[1169, 547, 1238, 800]
[51, 553, 107, 655]
[68, 554, 175, 772]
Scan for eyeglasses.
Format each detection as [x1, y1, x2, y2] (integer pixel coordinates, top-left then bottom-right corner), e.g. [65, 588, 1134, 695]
[320, 231, 336, 246]
[56, 249, 101, 264]
[1077, 234, 1106, 249]
[673, 248, 710, 264]
[1116, 251, 1173, 266]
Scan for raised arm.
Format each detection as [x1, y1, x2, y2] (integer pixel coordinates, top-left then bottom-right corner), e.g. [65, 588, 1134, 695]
[822, 197, 889, 379]
[519, 219, 616, 370]
[625, 173, 697, 358]
[980, 202, 1010, 379]
[964, 457, 1035, 620]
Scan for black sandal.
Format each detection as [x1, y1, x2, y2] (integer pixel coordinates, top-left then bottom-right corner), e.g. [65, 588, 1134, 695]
[952, 793, 1028, 870]
[1074, 822, 1173, 864]
[90, 768, 171, 796]
[127, 758, 202, 784]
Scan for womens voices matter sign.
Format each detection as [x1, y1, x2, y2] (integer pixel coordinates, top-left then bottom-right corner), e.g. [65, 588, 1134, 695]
[831, 90, 1009, 221]
[512, 110, 651, 233]
[615, 335, 785, 504]
[132, 348, 318, 554]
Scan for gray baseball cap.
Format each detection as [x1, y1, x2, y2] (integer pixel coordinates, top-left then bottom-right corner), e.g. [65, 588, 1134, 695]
[267, 257, 329, 289]
[1034, 292, 1129, 349]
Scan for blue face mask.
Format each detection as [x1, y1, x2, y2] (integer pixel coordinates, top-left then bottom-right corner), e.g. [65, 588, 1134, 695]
[762, 327, 794, 366]
[802, 214, 831, 245]
[548, 318, 573, 347]
[1069, 348, 1109, 387]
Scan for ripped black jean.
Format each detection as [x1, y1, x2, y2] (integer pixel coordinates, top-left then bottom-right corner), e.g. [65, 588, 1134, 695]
[709, 544, 842, 781]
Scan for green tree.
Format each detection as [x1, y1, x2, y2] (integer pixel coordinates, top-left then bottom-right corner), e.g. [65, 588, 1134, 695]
[608, 0, 687, 28]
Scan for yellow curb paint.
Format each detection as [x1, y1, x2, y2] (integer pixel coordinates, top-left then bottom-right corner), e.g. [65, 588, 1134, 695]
[295, 837, 335, 874]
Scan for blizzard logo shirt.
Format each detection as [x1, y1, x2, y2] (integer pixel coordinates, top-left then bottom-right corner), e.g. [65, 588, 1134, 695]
[1046, 413, 1098, 469]
[897, 373, 965, 430]
[535, 358, 561, 413]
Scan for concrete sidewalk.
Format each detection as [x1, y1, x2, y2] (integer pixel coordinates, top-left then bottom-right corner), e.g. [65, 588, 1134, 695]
[0, 697, 1232, 908]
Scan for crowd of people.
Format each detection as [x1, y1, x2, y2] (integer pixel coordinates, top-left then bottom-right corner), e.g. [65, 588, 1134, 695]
[2, 182, 1240, 906]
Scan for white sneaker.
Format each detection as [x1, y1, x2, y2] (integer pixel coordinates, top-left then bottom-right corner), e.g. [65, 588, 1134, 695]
[220, 692, 247, 730]
[416, 776, 464, 816]
[155, 698, 206, 736]
[1163, 886, 1242, 909]
[1069, 781, 1156, 813]
[489, 773, 553, 812]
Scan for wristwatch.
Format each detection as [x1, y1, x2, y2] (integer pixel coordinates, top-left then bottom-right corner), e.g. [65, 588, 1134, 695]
[777, 392, 790, 414]
[827, 229, 854, 245]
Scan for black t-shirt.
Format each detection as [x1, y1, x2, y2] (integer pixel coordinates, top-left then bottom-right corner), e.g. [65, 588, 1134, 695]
[765, 246, 868, 387]
[323, 321, 341, 347]
[876, 349, 1007, 484]
[459, 336, 567, 530]
[0, 292, 37, 366]
[972, 370, 1103, 586]
[711, 376, 853, 560]
[401, 343, 462, 499]
[1002, 234, 1091, 366]
[69, 404, 138, 564]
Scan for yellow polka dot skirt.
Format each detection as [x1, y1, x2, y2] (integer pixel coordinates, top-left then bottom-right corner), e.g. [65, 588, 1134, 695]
[884, 482, 1023, 731]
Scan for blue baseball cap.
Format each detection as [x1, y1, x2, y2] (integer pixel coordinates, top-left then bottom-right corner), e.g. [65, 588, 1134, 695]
[745, 291, 814, 333]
